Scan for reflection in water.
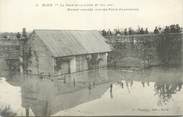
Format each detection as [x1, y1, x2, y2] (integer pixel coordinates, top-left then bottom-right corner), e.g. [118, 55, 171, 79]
[121, 82, 124, 88]
[22, 80, 110, 116]
[147, 81, 150, 87]
[130, 80, 133, 87]
[3, 67, 183, 116]
[154, 80, 183, 106]
[141, 81, 145, 87]
[20, 69, 112, 116]
[110, 84, 113, 99]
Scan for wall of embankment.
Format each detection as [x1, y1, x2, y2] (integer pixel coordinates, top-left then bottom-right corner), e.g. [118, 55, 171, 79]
[105, 33, 183, 68]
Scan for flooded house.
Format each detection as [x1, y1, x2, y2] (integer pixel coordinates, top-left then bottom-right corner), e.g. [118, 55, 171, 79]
[26, 30, 111, 75]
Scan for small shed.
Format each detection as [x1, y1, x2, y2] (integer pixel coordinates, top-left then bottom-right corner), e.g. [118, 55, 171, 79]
[27, 30, 111, 75]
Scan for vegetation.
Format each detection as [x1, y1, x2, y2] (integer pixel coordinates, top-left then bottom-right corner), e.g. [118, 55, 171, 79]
[101, 24, 182, 36]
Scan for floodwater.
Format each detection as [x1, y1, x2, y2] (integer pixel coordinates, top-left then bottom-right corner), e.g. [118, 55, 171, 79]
[1, 67, 183, 116]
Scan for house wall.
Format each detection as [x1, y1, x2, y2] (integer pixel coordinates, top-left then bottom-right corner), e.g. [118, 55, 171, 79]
[54, 57, 71, 75]
[98, 53, 108, 67]
[70, 56, 76, 73]
[76, 55, 88, 72]
[53, 55, 88, 75]
[27, 33, 54, 75]
[75, 53, 108, 72]
[54, 53, 109, 75]
[86, 53, 108, 70]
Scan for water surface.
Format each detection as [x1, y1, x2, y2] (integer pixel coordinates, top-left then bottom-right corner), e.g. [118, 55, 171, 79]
[3, 67, 183, 116]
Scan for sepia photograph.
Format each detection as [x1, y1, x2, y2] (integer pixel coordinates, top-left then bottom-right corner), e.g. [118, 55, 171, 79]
[0, 0, 183, 116]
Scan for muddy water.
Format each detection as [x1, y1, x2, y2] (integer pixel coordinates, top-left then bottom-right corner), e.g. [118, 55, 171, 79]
[3, 67, 183, 116]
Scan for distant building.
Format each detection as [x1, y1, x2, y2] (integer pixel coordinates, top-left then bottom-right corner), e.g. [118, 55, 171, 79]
[26, 30, 111, 75]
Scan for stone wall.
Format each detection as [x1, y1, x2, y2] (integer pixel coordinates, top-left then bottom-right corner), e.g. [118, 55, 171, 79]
[0, 39, 19, 76]
[106, 33, 183, 68]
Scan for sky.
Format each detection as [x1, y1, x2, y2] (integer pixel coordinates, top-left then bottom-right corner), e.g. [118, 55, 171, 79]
[0, 0, 183, 32]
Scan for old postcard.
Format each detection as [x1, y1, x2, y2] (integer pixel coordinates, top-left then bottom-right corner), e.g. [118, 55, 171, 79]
[0, 0, 183, 116]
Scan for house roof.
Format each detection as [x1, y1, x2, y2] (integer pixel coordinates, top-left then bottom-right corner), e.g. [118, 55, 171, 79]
[33, 30, 111, 57]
